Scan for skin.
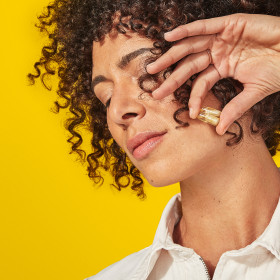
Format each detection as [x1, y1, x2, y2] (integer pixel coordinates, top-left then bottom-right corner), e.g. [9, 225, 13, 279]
[92, 30, 280, 278]
[147, 13, 280, 136]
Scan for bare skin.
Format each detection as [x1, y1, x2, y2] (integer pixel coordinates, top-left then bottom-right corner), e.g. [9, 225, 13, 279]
[173, 119, 280, 278]
[92, 28, 280, 279]
[147, 16, 280, 274]
[147, 13, 280, 135]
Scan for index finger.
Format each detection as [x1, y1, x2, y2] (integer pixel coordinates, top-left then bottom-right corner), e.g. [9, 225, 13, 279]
[164, 14, 232, 41]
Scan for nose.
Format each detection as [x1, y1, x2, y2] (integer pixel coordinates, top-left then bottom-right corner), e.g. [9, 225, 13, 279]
[107, 83, 146, 129]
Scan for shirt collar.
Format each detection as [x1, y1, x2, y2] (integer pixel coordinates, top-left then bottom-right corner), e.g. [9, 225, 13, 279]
[139, 189, 280, 278]
[151, 193, 182, 248]
[143, 193, 193, 278]
[257, 197, 280, 258]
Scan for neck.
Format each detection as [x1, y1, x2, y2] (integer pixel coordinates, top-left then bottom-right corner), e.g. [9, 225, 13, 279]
[175, 134, 280, 273]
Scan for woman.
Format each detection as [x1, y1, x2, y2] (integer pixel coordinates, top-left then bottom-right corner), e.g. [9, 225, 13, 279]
[29, 0, 280, 279]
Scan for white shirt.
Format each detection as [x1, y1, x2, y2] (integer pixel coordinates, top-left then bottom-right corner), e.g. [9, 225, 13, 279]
[85, 192, 280, 279]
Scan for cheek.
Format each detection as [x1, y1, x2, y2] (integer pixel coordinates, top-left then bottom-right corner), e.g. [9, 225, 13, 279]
[107, 117, 122, 147]
[130, 122, 227, 187]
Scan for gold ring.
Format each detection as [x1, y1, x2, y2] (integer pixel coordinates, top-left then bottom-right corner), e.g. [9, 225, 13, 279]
[197, 107, 221, 126]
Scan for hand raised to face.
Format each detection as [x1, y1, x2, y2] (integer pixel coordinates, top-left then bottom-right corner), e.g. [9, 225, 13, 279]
[147, 13, 280, 135]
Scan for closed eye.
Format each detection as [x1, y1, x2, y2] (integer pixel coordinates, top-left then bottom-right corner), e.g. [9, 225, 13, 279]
[105, 98, 111, 108]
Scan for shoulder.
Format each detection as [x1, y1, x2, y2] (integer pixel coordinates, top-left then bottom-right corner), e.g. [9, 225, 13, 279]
[84, 245, 152, 280]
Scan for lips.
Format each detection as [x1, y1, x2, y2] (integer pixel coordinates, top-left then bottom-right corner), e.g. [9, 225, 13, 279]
[127, 131, 167, 159]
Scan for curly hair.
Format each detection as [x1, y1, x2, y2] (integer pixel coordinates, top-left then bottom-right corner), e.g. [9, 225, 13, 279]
[29, 0, 280, 199]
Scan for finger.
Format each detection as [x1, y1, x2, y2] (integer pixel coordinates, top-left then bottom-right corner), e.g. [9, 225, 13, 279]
[188, 65, 221, 119]
[216, 87, 267, 135]
[164, 15, 229, 41]
[152, 50, 211, 99]
[147, 35, 213, 74]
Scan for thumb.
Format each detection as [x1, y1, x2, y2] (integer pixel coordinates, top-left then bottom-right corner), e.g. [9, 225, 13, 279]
[216, 87, 267, 135]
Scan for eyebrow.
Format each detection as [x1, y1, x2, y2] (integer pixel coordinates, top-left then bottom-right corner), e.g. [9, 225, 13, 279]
[91, 47, 152, 92]
[117, 47, 152, 69]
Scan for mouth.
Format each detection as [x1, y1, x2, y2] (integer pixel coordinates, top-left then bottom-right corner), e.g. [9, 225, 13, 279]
[127, 131, 167, 160]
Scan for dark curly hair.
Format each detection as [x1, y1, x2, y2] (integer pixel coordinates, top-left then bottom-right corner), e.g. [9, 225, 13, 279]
[29, 0, 280, 199]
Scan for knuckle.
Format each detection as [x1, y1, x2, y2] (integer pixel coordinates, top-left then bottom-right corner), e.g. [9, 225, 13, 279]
[191, 61, 199, 74]
[170, 78, 181, 91]
[203, 78, 212, 91]
[190, 93, 203, 106]
[201, 21, 207, 34]
[232, 13, 246, 21]
[254, 90, 266, 101]
[186, 44, 194, 54]
[168, 52, 177, 65]
[229, 101, 244, 119]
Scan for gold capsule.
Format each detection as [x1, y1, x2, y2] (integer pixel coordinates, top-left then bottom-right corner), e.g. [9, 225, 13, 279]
[197, 107, 221, 126]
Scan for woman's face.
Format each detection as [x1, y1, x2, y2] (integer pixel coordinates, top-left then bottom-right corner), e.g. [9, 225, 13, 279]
[92, 31, 230, 187]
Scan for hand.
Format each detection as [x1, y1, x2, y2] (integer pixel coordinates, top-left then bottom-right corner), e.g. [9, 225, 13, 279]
[147, 13, 280, 135]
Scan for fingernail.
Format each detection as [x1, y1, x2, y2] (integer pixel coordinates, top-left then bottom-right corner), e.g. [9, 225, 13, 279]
[189, 108, 195, 119]
[164, 32, 172, 39]
[147, 62, 154, 70]
[221, 129, 226, 135]
[221, 124, 230, 135]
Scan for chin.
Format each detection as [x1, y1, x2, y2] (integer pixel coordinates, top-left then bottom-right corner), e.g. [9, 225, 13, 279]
[141, 161, 203, 187]
[143, 172, 187, 188]
[145, 177, 175, 188]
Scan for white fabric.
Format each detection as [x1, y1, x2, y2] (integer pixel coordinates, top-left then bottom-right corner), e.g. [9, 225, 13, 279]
[85, 191, 280, 280]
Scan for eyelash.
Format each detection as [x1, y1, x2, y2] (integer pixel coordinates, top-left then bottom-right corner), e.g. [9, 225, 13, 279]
[105, 98, 111, 108]
[101, 64, 146, 109]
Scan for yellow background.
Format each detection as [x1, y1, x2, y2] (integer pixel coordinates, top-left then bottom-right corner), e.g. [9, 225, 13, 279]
[1, 1, 279, 280]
